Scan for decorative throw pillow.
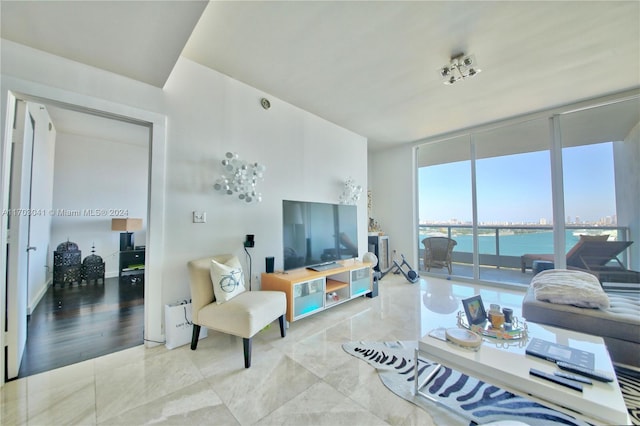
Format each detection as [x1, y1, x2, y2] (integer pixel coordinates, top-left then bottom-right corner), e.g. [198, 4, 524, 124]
[210, 256, 246, 304]
[531, 269, 610, 309]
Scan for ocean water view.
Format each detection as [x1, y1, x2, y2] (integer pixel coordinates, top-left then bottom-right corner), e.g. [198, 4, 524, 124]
[419, 229, 617, 257]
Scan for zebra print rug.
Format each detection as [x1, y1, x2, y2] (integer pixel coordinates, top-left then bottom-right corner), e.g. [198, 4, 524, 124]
[616, 365, 640, 425]
[343, 341, 639, 425]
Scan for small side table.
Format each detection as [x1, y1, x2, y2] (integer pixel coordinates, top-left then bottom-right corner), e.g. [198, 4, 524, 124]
[119, 248, 145, 284]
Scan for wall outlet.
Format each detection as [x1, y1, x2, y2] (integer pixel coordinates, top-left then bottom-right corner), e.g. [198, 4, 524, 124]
[193, 211, 206, 223]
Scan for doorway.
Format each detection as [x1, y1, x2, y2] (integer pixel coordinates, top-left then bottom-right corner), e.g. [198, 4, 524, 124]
[2, 90, 166, 382]
[24, 102, 149, 377]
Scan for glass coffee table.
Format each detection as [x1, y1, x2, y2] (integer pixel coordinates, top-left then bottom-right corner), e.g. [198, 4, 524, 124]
[414, 321, 629, 425]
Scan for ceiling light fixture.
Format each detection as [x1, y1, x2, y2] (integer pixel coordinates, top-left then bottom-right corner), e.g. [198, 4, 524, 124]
[439, 53, 481, 85]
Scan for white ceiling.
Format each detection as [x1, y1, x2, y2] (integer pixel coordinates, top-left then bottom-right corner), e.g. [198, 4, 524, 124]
[2, 1, 639, 151]
[1, 0, 207, 87]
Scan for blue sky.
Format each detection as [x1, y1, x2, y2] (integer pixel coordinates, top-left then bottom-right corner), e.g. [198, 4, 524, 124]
[419, 142, 616, 224]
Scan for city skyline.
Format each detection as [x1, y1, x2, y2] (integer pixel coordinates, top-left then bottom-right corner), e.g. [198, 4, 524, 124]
[419, 142, 616, 224]
[419, 214, 618, 226]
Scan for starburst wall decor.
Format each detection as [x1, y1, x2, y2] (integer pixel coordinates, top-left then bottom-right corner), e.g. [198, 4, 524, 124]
[339, 177, 362, 205]
[213, 152, 266, 203]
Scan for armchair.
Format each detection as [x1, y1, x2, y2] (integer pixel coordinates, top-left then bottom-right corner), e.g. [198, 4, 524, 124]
[422, 237, 457, 275]
[187, 255, 286, 368]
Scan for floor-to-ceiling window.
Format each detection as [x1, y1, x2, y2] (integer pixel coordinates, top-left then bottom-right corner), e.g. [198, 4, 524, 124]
[474, 118, 551, 282]
[562, 141, 617, 244]
[418, 135, 473, 280]
[556, 98, 639, 272]
[417, 93, 639, 286]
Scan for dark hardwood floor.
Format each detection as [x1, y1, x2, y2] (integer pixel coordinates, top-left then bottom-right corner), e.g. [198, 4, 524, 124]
[18, 276, 144, 378]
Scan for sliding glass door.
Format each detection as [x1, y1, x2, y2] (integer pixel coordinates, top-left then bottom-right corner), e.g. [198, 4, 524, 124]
[474, 118, 551, 283]
[417, 135, 472, 280]
[557, 98, 639, 274]
[417, 94, 639, 286]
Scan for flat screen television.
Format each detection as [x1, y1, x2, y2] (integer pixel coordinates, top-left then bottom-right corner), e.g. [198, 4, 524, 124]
[282, 200, 358, 271]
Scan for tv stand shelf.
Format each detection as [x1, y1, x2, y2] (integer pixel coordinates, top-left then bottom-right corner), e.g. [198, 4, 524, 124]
[326, 279, 348, 293]
[261, 260, 372, 323]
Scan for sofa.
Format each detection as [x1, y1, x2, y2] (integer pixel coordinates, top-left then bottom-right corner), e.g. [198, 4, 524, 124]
[522, 269, 640, 367]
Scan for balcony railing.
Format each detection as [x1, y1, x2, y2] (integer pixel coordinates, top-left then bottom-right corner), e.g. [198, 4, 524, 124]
[418, 224, 629, 274]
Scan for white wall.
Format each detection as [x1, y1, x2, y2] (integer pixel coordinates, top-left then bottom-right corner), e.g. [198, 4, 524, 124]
[161, 57, 368, 304]
[1, 40, 368, 354]
[614, 122, 640, 269]
[368, 145, 418, 268]
[51, 131, 148, 277]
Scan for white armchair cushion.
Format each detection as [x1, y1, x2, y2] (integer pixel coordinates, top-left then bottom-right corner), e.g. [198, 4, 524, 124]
[197, 291, 286, 338]
[210, 255, 246, 304]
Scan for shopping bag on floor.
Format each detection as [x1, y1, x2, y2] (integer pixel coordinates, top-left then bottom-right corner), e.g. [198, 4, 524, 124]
[165, 300, 207, 349]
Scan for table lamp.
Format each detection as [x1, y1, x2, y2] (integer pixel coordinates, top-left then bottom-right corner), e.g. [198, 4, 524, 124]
[111, 218, 143, 251]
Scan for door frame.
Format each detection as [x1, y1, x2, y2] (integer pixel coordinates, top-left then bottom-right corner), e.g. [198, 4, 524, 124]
[4, 99, 35, 379]
[1, 81, 167, 385]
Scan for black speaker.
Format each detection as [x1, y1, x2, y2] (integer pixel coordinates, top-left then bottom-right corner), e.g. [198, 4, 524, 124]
[366, 274, 379, 298]
[265, 256, 274, 273]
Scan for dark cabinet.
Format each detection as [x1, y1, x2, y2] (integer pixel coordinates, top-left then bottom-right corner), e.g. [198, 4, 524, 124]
[119, 249, 145, 284]
[368, 235, 390, 272]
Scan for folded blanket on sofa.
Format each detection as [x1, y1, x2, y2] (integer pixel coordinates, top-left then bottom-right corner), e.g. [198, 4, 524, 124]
[531, 269, 610, 309]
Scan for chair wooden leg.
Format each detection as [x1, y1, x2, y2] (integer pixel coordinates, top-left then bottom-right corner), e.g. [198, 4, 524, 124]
[279, 314, 286, 338]
[190, 325, 201, 350]
[243, 337, 252, 368]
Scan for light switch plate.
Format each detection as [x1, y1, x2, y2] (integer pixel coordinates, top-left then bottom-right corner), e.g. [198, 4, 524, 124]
[193, 211, 206, 223]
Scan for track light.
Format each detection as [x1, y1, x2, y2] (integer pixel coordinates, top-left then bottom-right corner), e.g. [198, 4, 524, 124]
[440, 53, 481, 85]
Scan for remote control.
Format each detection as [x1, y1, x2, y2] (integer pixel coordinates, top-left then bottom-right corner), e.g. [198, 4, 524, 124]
[556, 361, 614, 382]
[530, 368, 583, 392]
[554, 371, 593, 385]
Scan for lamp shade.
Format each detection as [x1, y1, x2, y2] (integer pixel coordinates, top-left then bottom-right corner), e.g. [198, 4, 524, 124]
[111, 218, 143, 232]
[363, 252, 378, 269]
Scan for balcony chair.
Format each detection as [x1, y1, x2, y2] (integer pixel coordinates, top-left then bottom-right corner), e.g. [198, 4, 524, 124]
[565, 240, 638, 283]
[520, 234, 609, 273]
[187, 254, 286, 368]
[422, 237, 457, 275]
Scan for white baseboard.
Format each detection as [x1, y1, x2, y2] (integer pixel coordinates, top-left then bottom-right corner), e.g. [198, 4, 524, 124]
[105, 270, 119, 279]
[145, 335, 165, 348]
[28, 278, 51, 315]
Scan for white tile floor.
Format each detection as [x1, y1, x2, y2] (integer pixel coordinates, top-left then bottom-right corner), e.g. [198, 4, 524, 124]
[0, 274, 525, 425]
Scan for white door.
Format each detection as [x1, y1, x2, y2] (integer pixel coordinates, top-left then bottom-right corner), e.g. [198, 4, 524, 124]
[5, 100, 34, 379]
